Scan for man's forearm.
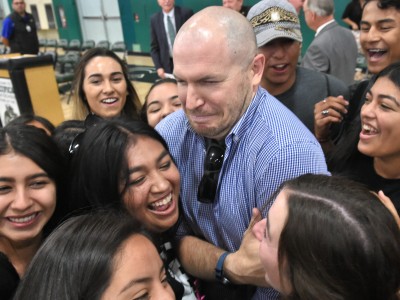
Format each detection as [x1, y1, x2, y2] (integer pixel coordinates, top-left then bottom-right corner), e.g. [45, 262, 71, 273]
[178, 235, 225, 281]
[177, 223, 268, 287]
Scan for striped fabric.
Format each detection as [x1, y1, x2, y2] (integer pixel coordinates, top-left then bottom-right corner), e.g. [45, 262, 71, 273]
[157, 87, 329, 299]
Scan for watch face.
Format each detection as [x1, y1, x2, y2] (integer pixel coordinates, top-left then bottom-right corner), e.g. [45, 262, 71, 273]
[221, 277, 231, 285]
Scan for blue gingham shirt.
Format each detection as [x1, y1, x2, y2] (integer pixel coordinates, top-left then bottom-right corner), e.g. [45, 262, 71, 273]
[156, 87, 328, 300]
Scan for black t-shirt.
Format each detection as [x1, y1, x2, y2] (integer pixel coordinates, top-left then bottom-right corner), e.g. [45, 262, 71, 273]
[335, 153, 400, 214]
[342, 2, 363, 29]
[0, 252, 20, 300]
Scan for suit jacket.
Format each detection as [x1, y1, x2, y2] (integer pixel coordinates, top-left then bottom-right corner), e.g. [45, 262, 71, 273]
[301, 21, 358, 86]
[150, 6, 193, 74]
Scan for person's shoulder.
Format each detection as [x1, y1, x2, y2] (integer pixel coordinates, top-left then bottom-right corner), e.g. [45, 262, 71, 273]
[150, 11, 162, 21]
[319, 23, 339, 38]
[0, 252, 20, 300]
[349, 79, 370, 100]
[0, 251, 19, 279]
[3, 13, 14, 24]
[176, 6, 193, 13]
[325, 72, 349, 89]
[294, 67, 327, 87]
[2, 15, 13, 26]
[332, 21, 354, 36]
[156, 109, 187, 135]
[176, 5, 194, 17]
[253, 89, 316, 138]
[297, 66, 323, 78]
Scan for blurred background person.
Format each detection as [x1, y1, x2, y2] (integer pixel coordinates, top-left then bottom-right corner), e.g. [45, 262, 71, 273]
[302, 0, 358, 85]
[342, 0, 366, 30]
[1, 0, 39, 55]
[150, 0, 193, 79]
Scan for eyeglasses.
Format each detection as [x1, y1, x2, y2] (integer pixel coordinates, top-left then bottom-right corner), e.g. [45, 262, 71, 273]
[197, 144, 225, 203]
[68, 113, 102, 155]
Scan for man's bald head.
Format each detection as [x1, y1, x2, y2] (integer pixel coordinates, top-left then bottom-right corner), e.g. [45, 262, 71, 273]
[174, 6, 257, 69]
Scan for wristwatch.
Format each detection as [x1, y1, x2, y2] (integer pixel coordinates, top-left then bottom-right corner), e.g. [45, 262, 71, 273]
[215, 252, 231, 285]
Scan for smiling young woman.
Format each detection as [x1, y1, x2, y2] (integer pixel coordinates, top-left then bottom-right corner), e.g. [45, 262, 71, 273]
[66, 118, 197, 300]
[13, 211, 175, 300]
[328, 62, 400, 215]
[252, 174, 400, 300]
[0, 124, 66, 299]
[71, 48, 142, 121]
[141, 78, 182, 128]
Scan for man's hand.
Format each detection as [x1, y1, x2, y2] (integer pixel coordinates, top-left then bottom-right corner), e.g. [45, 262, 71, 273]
[224, 208, 269, 287]
[157, 67, 166, 79]
[314, 95, 349, 142]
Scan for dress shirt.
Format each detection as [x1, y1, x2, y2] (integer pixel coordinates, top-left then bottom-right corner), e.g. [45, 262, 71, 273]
[156, 86, 329, 299]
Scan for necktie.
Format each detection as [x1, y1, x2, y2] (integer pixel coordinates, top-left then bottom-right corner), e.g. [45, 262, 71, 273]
[167, 16, 176, 46]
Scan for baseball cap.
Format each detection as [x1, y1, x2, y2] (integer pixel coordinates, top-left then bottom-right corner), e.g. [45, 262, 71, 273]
[247, 0, 302, 47]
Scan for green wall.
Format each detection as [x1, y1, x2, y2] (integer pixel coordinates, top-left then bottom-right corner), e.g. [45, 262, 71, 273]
[51, 0, 82, 41]
[121, 0, 351, 54]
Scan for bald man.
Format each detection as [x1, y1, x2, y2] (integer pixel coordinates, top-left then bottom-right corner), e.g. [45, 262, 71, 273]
[156, 6, 328, 300]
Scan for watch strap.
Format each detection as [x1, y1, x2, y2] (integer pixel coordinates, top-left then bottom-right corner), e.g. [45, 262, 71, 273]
[215, 252, 230, 284]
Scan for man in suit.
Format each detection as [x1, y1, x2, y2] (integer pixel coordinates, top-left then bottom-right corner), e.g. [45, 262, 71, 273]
[150, 0, 193, 79]
[301, 0, 358, 86]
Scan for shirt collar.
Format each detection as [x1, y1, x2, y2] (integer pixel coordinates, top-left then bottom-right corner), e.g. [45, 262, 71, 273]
[316, 19, 335, 36]
[228, 87, 262, 144]
[163, 8, 175, 18]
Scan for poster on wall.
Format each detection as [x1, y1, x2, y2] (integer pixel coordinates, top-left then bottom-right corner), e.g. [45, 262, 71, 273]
[0, 78, 20, 126]
[58, 6, 67, 28]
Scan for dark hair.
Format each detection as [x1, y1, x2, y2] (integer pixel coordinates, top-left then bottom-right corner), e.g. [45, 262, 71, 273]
[140, 78, 178, 124]
[7, 113, 55, 135]
[364, 0, 400, 10]
[328, 62, 400, 173]
[372, 60, 400, 88]
[71, 48, 141, 120]
[275, 174, 400, 300]
[52, 119, 85, 160]
[13, 210, 152, 300]
[0, 124, 67, 234]
[67, 118, 171, 214]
